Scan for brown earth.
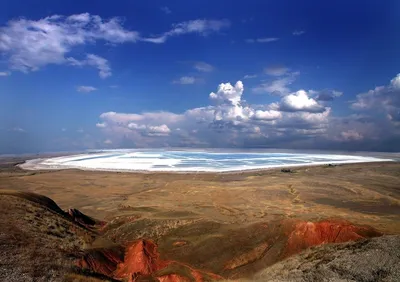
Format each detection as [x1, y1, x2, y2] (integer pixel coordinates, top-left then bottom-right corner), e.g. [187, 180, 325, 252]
[0, 158, 400, 281]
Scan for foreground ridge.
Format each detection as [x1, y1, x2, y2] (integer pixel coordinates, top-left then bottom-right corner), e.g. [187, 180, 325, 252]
[1, 190, 396, 281]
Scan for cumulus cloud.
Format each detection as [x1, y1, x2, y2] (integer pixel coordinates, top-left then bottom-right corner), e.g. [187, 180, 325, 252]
[280, 90, 325, 113]
[97, 80, 335, 148]
[194, 62, 213, 72]
[77, 85, 97, 93]
[0, 14, 229, 74]
[173, 76, 196, 85]
[352, 73, 400, 122]
[246, 38, 279, 43]
[254, 110, 282, 120]
[209, 81, 244, 106]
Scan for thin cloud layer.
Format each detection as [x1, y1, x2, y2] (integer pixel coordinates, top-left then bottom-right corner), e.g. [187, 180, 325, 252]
[246, 37, 279, 43]
[293, 30, 305, 36]
[252, 74, 298, 95]
[173, 76, 197, 84]
[265, 65, 289, 76]
[194, 62, 214, 72]
[77, 85, 97, 93]
[160, 7, 172, 14]
[142, 19, 230, 44]
[0, 71, 10, 76]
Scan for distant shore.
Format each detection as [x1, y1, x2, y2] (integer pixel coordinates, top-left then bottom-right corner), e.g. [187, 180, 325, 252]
[18, 158, 395, 175]
[15, 150, 396, 174]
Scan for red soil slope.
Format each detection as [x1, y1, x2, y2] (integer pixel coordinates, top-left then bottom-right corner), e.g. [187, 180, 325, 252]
[79, 239, 223, 282]
[284, 219, 383, 257]
[77, 219, 381, 281]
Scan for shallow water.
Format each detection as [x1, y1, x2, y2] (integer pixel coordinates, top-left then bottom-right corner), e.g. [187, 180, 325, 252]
[20, 149, 393, 172]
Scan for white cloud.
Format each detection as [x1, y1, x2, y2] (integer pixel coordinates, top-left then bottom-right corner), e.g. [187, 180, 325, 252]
[160, 7, 172, 14]
[97, 80, 334, 148]
[246, 37, 279, 43]
[310, 89, 343, 101]
[168, 19, 230, 36]
[148, 124, 171, 135]
[10, 127, 25, 132]
[173, 76, 196, 85]
[252, 71, 299, 95]
[280, 90, 325, 113]
[77, 85, 97, 93]
[85, 54, 111, 78]
[96, 123, 107, 128]
[253, 77, 294, 95]
[391, 74, 400, 89]
[0, 71, 10, 76]
[209, 81, 244, 106]
[194, 62, 213, 72]
[142, 19, 230, 44]
[265, 65, 289, 76]
[0, 14, 138, 74]
[61, 128, 67, 132]
[68, 54, 111, 78]
[243, 74, 257, 79]
[127, 123, 171, 136]
[77, 129, 84, 133]
[352, 73, 400, 122]
[0, 14, 229, 74]
[104, 139, 112, 144]
[340, 130, 363, 141]
[257, 37, 279, 43]
[254, 110, 282, 120]
[293, 30, 305, 36]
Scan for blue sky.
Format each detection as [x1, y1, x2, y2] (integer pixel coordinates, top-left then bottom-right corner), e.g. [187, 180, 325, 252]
[1, 0, 400, 154]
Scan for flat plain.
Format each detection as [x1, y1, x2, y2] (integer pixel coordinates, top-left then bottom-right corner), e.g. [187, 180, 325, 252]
[1, 157, 399, 281]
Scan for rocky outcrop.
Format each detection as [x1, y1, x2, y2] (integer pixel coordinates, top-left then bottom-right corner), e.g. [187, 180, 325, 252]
[254, 235, 400, 281]
[77, 246, 124, 277]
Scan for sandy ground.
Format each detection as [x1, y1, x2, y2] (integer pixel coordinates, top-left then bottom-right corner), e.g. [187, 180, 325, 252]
[1, 158, 399, 234]
[1, 157, 400, 281]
